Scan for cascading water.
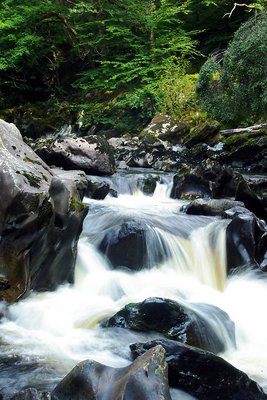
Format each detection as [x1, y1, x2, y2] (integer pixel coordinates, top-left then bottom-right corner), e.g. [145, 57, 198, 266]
[0, 169, 267, 399]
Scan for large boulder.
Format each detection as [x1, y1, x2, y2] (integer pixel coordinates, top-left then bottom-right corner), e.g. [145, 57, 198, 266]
[140, 114, 190, 145]
[32, 135, 116, 176]
[130, 339, 267, 400]
[0, 120, 88, 302]
[182, 122, 221, 148]
[108, 135, 185, 172]
[51, 345, 171, 400]
[102, 297, 235, 354]
[98, 220, 169, 270]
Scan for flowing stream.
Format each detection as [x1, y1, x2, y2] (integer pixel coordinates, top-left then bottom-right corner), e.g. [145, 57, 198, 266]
[0, 169, 267, 399]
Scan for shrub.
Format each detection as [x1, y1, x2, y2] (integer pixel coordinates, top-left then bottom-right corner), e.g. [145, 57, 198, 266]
[197, 13, 267, 126]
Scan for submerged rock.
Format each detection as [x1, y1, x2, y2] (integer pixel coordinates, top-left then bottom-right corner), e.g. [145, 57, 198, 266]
[136, 175, 160, 195]
[102, 297, 235, 354]
[51, 345, 171, 400]
[98, 220, 169, 270]
[0, 120, 88, 302]
[11, 388, 50, 400]
[130, 339, 267, 400]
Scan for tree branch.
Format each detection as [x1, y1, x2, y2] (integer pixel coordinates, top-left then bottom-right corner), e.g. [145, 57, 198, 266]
[220, 123, 267, 135]
[223, 3, 255, 18]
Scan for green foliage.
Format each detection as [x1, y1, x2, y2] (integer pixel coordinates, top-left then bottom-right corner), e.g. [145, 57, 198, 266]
[71, 0, 199, 128]
[197, 13, 267, 125]
[156, 60, 199, 120]
[0, 0, 266, 133]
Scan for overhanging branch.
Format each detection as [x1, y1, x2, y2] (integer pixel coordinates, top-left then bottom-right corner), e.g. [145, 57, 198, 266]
[223, 3, 256, 18]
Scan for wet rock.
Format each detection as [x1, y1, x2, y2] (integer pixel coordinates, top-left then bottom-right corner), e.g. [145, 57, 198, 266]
[245, 176, 267, 209]
[0, 120, 88, 302]
[226, 208, 267, 272]
[184, 199, 245, 217]
[34, 135, 116, 176]
[51, 345, 171, 400]
[11, 388, 50, 400]
[137, 175, 160, 195]
[98, 221, 169, 270]
[0, 354, 58, 399]
[85, 179, 111, 200]
[102, 297, 235, 354]
[235, 180, 267, 222]
[191, 159, 239, 198]
[171, 173, 212, 200]
[171, 159, 262, 203]
[130, 339, 267, 400]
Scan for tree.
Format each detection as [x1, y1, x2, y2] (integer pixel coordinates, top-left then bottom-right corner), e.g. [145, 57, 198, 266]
[0, 0, 74, 104]
[196, 13, 267, 126]
[72, 0, 199, 129]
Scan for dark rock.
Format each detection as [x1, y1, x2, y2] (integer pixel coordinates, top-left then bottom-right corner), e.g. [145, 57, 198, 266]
[0, 278, 11, 291]
[191, 159, 239, 198]
[102, 297, 235, 354]
[171, 173, 212, 200]
[184, 198, 245, 217]
[85, 179, 111, 200]
[183, 122, 220, 148]
[171, 159, 264, 205]
[11, 388, 50, 400]
[98, 220, 169, 270]
[235, 180, 267, 222]
[185, 143, 209, 164]
[130, 339, 267, 400]
[245, 176, 267, 208]
[51, 345, 171, 400]
[34, 135, 116, 176]
[137, 176, 160, 195]
[226, 208, 267, 272]
[0, 120, 88, 302]
[221, 129, 267, 172]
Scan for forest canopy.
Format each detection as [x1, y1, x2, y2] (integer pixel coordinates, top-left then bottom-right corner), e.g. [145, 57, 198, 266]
[0, 0, 266, 132]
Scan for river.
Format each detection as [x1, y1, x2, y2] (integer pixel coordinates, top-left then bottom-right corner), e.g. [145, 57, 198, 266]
[0, 169, 267, 399]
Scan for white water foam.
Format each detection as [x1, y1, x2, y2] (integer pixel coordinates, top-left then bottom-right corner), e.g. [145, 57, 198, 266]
[0, 178, 267, 397]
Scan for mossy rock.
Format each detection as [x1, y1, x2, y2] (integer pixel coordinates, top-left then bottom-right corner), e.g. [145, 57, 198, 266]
[183, 122, 221, 148]
[222, 129, 267, 148]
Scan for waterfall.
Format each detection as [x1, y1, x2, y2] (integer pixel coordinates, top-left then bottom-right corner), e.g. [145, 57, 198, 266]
[0, 169, 267, 398]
